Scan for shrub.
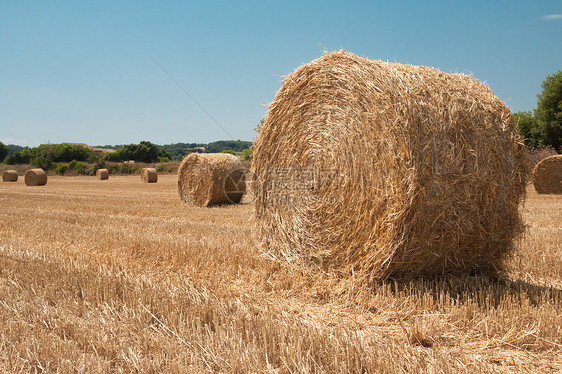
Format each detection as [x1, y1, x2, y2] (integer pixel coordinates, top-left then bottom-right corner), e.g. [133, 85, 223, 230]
[55, 163, 67, 175]
[68, 160, 78, 170]
[241, 148, 253, 160]
[4, 155, 15, 165]
[109, 164, 119, 174]
[74, 161, 86, 174]
[30, 156, 52, 170]
[168, 167, 174, 173]
[156, 165, 164, 172]
[220, 149, 236, 155]
[120, 163, 131, 174]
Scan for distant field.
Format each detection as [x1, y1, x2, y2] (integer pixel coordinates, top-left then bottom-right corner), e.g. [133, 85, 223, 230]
[0, 175, 560, 372]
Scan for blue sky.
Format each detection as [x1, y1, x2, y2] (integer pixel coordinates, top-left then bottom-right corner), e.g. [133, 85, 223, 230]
[1, 0, 561, 147]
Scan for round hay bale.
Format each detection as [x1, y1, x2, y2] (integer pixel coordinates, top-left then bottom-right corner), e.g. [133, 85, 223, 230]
[178, 153, 246, 207]
[252, 50, 529, 281]
[2, 170, 18, 182]
[24, 169, 47, 186]
[96, 168, 109, 180]
[531, 155, 562, 194]
[140, 168, 158, 183]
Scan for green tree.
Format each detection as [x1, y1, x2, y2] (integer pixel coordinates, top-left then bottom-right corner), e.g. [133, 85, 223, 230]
[7, 144, 27, 155]
[513, 111, 542, 147]
[206, 140, 252, 153]
[0, 142, 8, 162]
[105, 141, 170, 163]
[535, 70, 562, 153]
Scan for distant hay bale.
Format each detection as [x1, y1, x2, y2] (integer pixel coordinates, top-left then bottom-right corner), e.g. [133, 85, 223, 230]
[141, 168, 158, 183]
[24, 169, 47, 186]
[177, 153, 246, 207]
[531, 155, 562, 194]
[96, 168, 109, 180]
[252, 50, 529, 281]
[2, 170, 18, 182]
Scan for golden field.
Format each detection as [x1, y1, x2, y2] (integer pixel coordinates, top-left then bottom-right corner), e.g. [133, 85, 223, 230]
[0, 175, 561, 373]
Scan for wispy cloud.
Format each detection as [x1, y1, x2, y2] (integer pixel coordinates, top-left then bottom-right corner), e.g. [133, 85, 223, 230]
[543, 14, 562, 20]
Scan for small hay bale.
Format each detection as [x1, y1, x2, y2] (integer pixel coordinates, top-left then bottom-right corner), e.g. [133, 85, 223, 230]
[177, 153, 246, 207]
[141, 168, 158, 183]
[96, 168, 109, 180]
[24, 169, 47, 186]
[531, 155, 562, 194]
[2, 170, 18, 182]
[252, 50, 529, 281]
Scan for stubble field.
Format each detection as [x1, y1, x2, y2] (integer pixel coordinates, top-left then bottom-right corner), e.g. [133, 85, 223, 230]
[0, 175, 561, 373]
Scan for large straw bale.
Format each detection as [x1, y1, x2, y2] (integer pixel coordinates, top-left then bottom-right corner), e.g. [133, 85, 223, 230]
[96, 168, 109, 180]
[252, 50, 529, 281]
[178, 153, 246, 207]
[531, 155, 562, 194]
[141, 168, 158, 183]
[2, 170, 18, 182]
[24, 169, 47, 186]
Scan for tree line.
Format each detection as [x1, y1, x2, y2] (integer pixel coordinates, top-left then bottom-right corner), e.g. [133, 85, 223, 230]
[0, 140, 253, 169]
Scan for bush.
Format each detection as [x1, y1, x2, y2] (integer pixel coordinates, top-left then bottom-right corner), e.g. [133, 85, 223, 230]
[241, 148, 253, 160]
[4, 154, 15, 165]
[168, 167, 174, 173]
[156, 165, 164, 172]
[158, 156, 170, 163]
[30, 156, 52, 170]
[120, 163, 131, 174]
[109, 164, 119, 174]
[74, 161, 86, 174]
[220, 149, 236, 155]
[88, 154, 105, 166]
[55, 163, 67, 175]
[68, 160, 78, 170]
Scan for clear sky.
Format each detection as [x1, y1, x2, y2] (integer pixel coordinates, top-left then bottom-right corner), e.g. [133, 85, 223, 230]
[1, 0, 561, 147]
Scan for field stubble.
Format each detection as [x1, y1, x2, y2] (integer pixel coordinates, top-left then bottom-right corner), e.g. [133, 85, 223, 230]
[0, 175, 560, 373]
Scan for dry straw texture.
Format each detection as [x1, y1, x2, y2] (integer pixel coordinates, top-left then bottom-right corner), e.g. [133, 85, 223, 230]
[24, 169, 47, 186]
[2, 170, 18, 182]
[252, 50, 529, 281]
[178, 153, 246, 207]
[96, 168, 109, 180]
[141, 168, 158, 183]
[531, 154, 562, 194]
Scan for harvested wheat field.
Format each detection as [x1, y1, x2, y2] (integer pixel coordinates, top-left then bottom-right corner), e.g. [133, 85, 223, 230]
[0, 175, 560, 372]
